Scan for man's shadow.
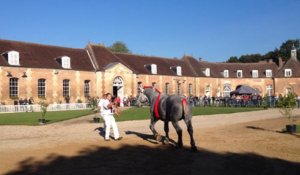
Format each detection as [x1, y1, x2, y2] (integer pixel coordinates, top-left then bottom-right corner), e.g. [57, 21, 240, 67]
[94, 127, 105, 138]
[125, 130, 177, 146]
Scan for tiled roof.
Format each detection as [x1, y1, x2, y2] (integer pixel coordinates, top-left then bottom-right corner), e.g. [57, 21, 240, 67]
[275, 58, 300, 78]
[87, 44, 134, 72]
[185, 55, 279, 78]
[0, 39, 94, 71]
[115, 53, 197, 77]
[2, 39, 299, 79]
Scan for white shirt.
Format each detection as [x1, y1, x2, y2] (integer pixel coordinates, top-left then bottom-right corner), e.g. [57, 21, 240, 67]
[98, 98, 105, 114]
[102, 99, 113, 115]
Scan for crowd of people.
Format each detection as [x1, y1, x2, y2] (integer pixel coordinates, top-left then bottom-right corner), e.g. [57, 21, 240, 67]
[188, 94, 300, 108]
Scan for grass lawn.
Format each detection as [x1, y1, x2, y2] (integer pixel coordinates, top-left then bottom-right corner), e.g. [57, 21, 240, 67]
[116, 106, 264, 122]
[0, 110, 93, 125]
[297, 125, 300, 133]
[0, 107, 264, 125]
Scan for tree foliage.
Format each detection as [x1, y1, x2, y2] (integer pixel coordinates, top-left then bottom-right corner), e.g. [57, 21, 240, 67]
[107, 41, 131, 53]
[278, 93, 297, 124]
[227, 56, 239, 63]
[226, 39, 300, 63]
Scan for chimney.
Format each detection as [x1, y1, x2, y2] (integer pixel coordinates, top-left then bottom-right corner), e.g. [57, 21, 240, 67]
[278, 57, 283, 69]
[291, 44, 297, 60]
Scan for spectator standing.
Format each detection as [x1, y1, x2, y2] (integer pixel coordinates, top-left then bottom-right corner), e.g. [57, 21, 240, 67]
[101, 93, 122, 141]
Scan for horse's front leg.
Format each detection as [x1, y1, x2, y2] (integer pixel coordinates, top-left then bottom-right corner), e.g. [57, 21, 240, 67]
[171, 121, 183, 148]
[150, 117, 162, 142]
[184, 118, 197, 151]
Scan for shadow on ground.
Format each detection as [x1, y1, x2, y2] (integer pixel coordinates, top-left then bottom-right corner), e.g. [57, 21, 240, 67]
[5, 144, 300, 175]
[246, 126, 300, 138]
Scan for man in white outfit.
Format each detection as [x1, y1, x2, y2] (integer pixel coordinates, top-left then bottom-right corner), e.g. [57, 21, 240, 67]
[98, 95, 106, 132]
[101, 93, 122, 141]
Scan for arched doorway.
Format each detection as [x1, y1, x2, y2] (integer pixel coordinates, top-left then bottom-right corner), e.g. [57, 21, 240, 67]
[113, 76, 124, 106]
[285, 86, 294, 95]
[223, 84, 231, 97]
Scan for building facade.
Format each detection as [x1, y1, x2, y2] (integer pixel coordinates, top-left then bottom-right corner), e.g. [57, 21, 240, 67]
[0, 39, 299, 105]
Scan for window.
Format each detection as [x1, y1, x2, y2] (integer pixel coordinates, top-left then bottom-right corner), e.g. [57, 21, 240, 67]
[266, 69, 272, 78]
[266, 85, 273, 96]
[84, 80, 90, 97]
[61, 56, 71, 69]
[176, 66, 182, 76]
[285, 87, 293, 95]
[188, 84, 193, 96]
[165, 83, 169, 95]
[223, 84, 231, 97]
[63, 79, 70, 97]
[38, 79, 46, 98]
[284, 69, 292, 77]
[252, 70, 258, 78]
[223, 70, 229, 78]
[177, 83, 181, 96]
[205, 68, 210, 77]
[8, 51, 20, 66]
[151, 64, 157, 74]
[9, 78, 18, 98]
[205, 85, 210, 96]
[237, 70, 243, 78]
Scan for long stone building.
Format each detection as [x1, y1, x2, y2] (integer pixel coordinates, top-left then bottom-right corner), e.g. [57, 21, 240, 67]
[0, 39, 299, 105]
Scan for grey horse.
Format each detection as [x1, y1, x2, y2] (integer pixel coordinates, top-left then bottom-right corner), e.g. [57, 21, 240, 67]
[136, 85, 197, 151]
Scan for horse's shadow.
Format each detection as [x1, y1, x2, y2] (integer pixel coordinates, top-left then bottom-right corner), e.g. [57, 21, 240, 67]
[125, 130, 177, 146]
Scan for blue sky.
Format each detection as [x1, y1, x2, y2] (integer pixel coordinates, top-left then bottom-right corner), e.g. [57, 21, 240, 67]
[0, 0, 299, 62]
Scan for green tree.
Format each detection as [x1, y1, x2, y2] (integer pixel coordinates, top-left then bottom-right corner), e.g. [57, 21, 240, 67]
[108, 41, 131, 53]
[263, 49, 279, 63]
[278, 39, 300, 62]
[227, 56, 239, 63]
[225, 39, 300, 63]
[239, 54, 263, 63]
[278, 93, 297, 125]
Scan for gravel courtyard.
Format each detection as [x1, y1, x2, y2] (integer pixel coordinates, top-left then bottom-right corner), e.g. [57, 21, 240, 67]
[1, 109, 300, 175]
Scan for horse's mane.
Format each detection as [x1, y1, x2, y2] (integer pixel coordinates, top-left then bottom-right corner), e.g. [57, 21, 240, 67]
[143, 86, 161, 94]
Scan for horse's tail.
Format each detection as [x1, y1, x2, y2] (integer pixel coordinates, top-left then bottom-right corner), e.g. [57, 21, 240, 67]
[182, 98, 188, 117]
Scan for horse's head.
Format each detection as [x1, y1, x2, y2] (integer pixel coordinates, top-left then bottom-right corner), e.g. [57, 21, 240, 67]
[136, 85, 159, 107]
[136, 85, 148, 107]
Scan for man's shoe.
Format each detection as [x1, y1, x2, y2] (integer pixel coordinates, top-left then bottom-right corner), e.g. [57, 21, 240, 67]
[115, 137, 123, 141]
[104, 138, 110, 141]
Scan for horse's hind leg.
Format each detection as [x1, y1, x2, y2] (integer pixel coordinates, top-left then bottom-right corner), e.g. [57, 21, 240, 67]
[150, 117, 162, 142]
[171, 121, 183, 148]
[184, 118, 197, 151]
[163, 121, 170, 144]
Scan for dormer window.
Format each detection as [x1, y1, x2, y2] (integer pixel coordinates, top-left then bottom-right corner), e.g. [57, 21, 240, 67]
[151, 64, 157, 74]
[237, 70, 243, 78]
[205, 68, 210, 77]
[176, 66, 182, 76]
[252, 70, 258, 78]
[5, 51, 20, 66]
[223, 70, 229, 78]
[56, 56, 71, 69]
[285, 69, 292, 77]
[266, 69, 272, 77]
[61, 56, 71, 69]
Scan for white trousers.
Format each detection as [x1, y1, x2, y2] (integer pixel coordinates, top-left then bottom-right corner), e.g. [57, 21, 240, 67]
[103, 114, 120, 139]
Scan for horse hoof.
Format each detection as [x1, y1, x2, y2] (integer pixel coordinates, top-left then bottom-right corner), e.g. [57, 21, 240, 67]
[191, 146, 198, 152]
[177, 143, 183, 149]
[163, 137, 169, 144]
[155, 135, 162, 142]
